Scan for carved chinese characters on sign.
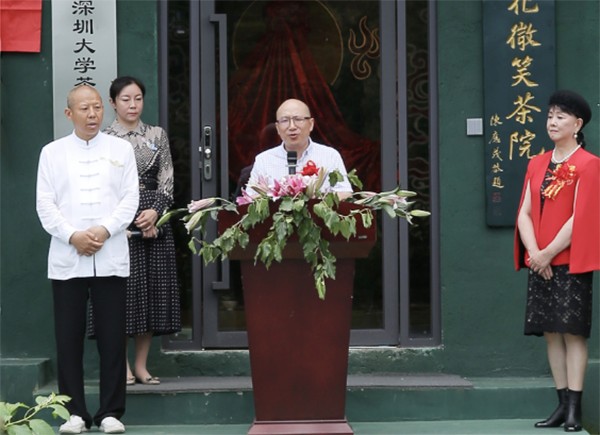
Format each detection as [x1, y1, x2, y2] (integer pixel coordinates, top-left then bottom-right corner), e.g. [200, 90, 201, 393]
[72, 0, 97, 86]
[483, 0, 555, 225]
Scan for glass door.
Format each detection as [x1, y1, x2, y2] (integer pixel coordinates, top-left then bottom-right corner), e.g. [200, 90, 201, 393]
[162, 0, 437, 349]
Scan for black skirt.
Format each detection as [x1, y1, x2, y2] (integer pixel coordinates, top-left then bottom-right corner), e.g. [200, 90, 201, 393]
[524, 265, 593, 338]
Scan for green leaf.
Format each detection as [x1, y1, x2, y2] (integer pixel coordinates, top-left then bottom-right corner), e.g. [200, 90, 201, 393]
[257, 198, 270, 218]
[0, 403, 16, 420]
[321, 251, 336, 276]
[338, 219, 355, 239]
[297, 219, 313, 240]
[410, 209, 431, 217]
[292, 198, 305, 212]
[279, 197, 293, 212]
[237, 231, 249, 248]
[271, 242, 283, 263]
[311, 201, 327, 219]
[7, 425, 33, 435]
[322, 208, 340, 232]
[275, 223, 289, 242]
[200, 247, 213, 263]
[223, 202, 238, 212]
[34, 396, 47, 406]
[256, 237, 276, 266]
[304, 251, 317, 265]
[0, 403, 26, 419]
[361, 210, 373, 228]
[315, 276, 326, 300]
[328, 170, 344, 187]
[54, 396, 70, 405]
[188, 238, 198, 255]
[49, 404, 70, 421]
[321, 193, 337, 208]
[346, 169, 363, 189]
[28, 419, 54, 435]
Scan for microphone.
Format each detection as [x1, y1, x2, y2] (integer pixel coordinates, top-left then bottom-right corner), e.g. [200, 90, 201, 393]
[129, 227, 164, 239]
[287, 151, 297, 175]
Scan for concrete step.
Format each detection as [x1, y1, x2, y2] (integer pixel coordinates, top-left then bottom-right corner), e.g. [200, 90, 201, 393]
[35, 374, 563, 425]
[49, 420, 590, 434]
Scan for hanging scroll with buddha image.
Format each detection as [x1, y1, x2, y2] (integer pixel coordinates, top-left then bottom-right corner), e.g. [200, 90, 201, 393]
[483, 0, 555, 226]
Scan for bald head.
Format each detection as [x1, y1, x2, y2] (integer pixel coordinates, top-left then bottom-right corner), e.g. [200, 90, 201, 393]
[276, 99, 311, 120]
[65, 85, 104, 141]
[67, 85, 102, 109]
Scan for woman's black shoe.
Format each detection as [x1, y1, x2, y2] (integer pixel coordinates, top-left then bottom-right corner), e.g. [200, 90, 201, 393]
[535, 388, 568, 428]
[564, 390, 582, 432]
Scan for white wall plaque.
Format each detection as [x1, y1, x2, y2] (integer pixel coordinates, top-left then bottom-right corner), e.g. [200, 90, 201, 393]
[51, 0, 117, 139]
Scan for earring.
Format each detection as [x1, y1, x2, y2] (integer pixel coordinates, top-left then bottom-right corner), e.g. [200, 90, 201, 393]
[573, 131, 578, 139]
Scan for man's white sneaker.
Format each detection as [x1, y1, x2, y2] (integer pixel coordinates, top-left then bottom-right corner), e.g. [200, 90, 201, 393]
[99, 416, 125, 434]
[59, 415, 88, 434]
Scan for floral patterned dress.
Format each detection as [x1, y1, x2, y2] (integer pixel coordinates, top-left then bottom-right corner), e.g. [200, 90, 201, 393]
[88, 121, 181, 337]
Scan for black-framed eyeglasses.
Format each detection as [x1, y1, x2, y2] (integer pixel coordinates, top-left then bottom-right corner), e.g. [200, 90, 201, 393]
[276, 116, 311, 127]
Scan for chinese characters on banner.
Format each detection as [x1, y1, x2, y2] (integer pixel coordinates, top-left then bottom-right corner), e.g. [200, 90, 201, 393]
[51, 0, 116, 138]
[0, 0, 42, 52]
[483, 0, 555, 226]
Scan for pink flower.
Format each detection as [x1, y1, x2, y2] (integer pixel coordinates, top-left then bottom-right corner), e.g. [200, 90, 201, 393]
[236, 189, 255, 205]
[286, 175, 307, 195]
[247, 175, 270, 196]
[187, 198, 216, 213]
[270, 178, 287, 199]
[270, 175, 307, 199]
[377, 194, 407, 209]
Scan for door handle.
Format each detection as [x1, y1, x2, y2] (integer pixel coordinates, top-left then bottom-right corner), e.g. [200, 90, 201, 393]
[202, 125, 212, 180]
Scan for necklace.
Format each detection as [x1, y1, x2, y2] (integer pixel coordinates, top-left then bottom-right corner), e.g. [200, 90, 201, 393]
[552, 145, 580, 164]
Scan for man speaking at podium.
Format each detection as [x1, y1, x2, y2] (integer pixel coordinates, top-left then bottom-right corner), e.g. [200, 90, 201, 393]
[246, 98, 352, 198]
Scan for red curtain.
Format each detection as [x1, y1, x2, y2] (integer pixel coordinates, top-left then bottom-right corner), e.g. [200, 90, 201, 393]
[0, 0, 42, 52]
[227, 1, 381, 190]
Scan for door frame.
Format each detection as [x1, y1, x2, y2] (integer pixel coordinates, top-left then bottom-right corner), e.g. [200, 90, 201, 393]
[160, 0, 440, 349]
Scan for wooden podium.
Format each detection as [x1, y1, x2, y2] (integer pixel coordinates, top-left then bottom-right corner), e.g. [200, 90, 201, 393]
[218, 202, 376, 435]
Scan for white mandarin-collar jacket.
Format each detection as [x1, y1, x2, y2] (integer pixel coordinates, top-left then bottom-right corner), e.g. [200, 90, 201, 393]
[36, 131, 139, 280]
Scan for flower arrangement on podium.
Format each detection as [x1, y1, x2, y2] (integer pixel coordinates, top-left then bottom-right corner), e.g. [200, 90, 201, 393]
[157, 161, 430, 299]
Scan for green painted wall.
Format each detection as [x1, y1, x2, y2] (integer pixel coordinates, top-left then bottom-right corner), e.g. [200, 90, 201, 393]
[1, 0, 598, 402]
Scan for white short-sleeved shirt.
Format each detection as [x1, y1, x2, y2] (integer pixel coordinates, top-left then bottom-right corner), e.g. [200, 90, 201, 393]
[246, 138, 352, 194]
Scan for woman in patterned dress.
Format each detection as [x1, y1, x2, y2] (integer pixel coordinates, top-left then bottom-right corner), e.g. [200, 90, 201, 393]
[90, 76, 181, 385]
[515, 90, 599, 432]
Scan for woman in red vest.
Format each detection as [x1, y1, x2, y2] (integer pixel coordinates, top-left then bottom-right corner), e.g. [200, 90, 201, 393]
[515, 90, 599, 432]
